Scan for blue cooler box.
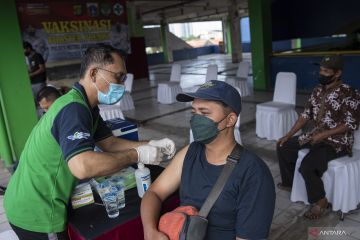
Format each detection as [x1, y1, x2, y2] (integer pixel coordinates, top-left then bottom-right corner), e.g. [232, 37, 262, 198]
[105, 118, 139, 141]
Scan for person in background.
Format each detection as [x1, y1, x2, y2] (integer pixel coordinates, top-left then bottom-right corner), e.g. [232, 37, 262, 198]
[5, 44, 176, 240]
[0, 186, 6, 195]
[59, 86, 71, 95]
[23, 41, 47, 101]
[11, 86, 62, 173]
[36, 86, 61, 113]
[23, 25, 49, 62]
[141, 80, 275, 240]
[277, 55, 360, 219]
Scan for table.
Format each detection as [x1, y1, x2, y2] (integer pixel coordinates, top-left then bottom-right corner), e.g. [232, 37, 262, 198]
[68, 165, 179, 240]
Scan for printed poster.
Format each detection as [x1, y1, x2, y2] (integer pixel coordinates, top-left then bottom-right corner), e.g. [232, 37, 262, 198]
[16, 0, 130, 62]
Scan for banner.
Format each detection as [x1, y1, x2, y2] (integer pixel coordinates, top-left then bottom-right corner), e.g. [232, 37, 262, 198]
[16, 1, 130, 62]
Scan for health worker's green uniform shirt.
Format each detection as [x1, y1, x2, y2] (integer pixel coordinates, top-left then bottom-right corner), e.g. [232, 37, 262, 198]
[4, 83, 112, 232]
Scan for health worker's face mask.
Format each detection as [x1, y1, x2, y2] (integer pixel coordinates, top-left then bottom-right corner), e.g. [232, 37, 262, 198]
[190, 114, 228, 144]
[318, 74, 336, 86]
[94, 74, 125, 105]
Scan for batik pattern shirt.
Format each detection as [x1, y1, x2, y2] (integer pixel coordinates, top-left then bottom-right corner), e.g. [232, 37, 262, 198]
[299, 82, 360, 154]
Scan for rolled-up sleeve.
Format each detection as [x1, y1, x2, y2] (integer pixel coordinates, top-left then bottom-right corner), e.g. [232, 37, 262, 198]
[301, 89, 317, 120]
[51, 103, 95, 161]
[342, 89, 360, 130]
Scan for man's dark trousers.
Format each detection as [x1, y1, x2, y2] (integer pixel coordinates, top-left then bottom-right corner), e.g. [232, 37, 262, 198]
[277, 136, 346, 203]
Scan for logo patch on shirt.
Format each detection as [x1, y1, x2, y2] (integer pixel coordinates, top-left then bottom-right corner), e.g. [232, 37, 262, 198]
[67, 131, 90, 141]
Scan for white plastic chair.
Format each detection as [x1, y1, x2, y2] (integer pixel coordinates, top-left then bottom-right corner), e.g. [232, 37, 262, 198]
[226, 62, 251, 97]
[99, 104, 125, 120]
[120, 73, 135, 111]
[181, 64, 218, 94]
[255, 72, 298, 140]
[157, 64, 183, 104]
[169, 64, 182, 82]
[205, 64, 218, 82]
[0, 230, 19, 240]
[124, 73, 134, 93]
[291, 129, 360, 219]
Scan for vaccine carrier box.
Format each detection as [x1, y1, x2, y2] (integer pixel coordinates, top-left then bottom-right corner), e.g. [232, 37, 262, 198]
[105, 118, 138, 141]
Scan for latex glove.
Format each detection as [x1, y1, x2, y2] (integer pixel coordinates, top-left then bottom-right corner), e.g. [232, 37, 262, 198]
[149, 138, 176, 159]
[134, 145, 164, 165]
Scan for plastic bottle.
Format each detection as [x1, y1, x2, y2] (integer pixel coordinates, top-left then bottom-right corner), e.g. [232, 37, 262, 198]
[135, 163, 152, 198]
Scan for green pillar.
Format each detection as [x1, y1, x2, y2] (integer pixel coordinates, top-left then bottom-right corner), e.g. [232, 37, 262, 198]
[127, 2, 144, 38]
[291, 38, 301, 51]
[160, 21, 172, 63]
[0, 0, 38, 166]
[0, 95, 13, 166]
[225, 18, 232, 56]
[248, 0, 272, 90]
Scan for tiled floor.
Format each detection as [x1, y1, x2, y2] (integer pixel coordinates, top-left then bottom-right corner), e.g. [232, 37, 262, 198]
[1, 53, 359, 239]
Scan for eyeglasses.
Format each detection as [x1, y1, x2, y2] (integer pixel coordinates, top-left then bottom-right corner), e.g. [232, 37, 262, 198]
[97, 67, 127, 82]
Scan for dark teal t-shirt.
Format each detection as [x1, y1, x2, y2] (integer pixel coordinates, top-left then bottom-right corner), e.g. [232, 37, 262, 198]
[180, 142, 275, 240]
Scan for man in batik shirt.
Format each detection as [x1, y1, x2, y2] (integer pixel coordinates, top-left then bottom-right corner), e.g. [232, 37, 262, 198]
[276, 55, 360, 219]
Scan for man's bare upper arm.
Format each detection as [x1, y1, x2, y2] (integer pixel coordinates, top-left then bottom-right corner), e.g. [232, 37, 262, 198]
[148, 145, 189, 202]
[67, 150, 94, 179]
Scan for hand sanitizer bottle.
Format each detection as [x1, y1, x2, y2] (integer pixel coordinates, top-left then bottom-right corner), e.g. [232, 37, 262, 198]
[135, 163, 151, 198]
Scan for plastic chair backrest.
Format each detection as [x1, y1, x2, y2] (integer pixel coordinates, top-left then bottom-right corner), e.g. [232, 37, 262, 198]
[170, 64, 182, 82]
[236, 62, 250, 79]
[232, 86, 242, 128]
[205, 64, 218, 82]
[273, 72, 297, 105]
[125, 73, 134, 93]
[0, 230, 19, 240]
[353, 129, 360, 150]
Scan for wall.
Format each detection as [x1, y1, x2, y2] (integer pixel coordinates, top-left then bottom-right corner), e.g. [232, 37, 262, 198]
[271, 0, 360, 40]
[270, 55, 360, 91]
[301, 37, 349, 50]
